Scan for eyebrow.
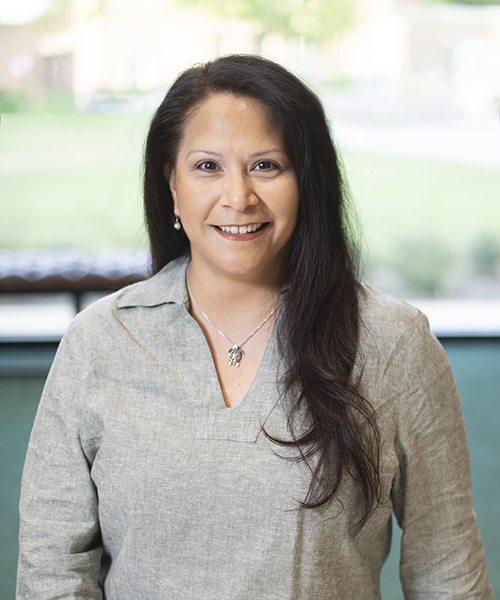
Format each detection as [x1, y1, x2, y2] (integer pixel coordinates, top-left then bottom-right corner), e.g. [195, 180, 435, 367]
[186, 149, 287, 158]
[187, 150, 222, 158]
[249, 149, 287, 158]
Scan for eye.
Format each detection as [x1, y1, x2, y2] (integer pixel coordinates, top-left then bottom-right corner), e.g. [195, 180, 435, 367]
[253, 160, 279, 171]
[195, 160, 220, 172]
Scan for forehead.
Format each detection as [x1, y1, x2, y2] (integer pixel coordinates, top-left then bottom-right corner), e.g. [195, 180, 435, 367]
[179, 93, 283, 148]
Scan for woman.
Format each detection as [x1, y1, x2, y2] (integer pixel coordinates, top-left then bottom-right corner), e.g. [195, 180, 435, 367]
[17, 55, 493, 599]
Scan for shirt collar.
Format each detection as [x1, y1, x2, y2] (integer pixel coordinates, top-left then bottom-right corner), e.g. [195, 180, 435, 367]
[116, 253, 289, 309]
[116, 255, 190, 309]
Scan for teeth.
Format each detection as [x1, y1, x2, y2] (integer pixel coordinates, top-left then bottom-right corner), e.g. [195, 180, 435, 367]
[218, 224, 263, 234]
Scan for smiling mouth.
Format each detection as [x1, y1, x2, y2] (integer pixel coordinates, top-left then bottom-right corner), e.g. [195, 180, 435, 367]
[215, 223, 267, 235]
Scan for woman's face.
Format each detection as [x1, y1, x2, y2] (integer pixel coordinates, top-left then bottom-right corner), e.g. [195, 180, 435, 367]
[167, 93, 299, 285]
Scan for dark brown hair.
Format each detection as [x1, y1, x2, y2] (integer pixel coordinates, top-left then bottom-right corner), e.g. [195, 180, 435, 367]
[143, 54, 381, 533]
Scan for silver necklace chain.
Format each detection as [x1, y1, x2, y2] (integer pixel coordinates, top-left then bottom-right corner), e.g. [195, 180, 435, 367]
[186, 268, 281, 367]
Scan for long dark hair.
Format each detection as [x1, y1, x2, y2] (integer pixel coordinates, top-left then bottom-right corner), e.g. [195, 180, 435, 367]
[144, 54, 381, 533]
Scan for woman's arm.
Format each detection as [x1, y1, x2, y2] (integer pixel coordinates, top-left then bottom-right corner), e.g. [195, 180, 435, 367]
[390, 314, 493, 599]
[16, 322, 103, 600]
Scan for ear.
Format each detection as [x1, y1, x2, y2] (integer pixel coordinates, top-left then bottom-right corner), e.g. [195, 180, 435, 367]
[163, 164, 179, 214]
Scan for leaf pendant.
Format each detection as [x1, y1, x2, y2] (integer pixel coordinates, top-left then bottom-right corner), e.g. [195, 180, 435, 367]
[228, 344, 244, 367]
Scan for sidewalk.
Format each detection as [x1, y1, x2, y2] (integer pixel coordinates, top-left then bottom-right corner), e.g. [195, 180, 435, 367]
[406, 298, 500, 337]
[0, 293, 101, 342]
[0, 294, 499, 341]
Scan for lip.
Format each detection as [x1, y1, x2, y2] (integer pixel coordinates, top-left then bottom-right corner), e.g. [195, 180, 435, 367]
[212, 222, 269, 241]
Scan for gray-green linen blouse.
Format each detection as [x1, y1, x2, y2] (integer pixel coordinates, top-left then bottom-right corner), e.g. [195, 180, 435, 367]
[17, 257, 493, 599]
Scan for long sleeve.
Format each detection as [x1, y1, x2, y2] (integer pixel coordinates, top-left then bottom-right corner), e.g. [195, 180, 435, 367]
[389, 314, 493, 599]
[16, 321, 103, 599]
[15, 268, 495, 599]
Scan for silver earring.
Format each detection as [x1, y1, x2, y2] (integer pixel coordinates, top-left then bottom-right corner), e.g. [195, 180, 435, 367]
[173, 214, 181, 230]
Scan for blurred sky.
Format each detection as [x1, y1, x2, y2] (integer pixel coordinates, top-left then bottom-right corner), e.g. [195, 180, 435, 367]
[0, 0, 55, 25]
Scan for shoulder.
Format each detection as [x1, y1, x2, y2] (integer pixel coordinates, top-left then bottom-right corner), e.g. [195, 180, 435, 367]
[69, 256, 189, 327]
[357, 282, 427, 342]
[357, 282, 436, 358]
[57, 256, 189, 356]
[356, 283, 450, 395]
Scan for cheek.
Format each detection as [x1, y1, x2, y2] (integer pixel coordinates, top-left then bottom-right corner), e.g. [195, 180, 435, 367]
[175, 182, 199, 217]
[176, 190, 217, 233]
[277, 188, 299, 231]
[176, 179, 218, 210]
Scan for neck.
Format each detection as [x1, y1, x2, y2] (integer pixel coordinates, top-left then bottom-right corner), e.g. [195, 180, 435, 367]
[186, 261, 282, 329]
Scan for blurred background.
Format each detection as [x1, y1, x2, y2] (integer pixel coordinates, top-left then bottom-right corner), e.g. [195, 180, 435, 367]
[1, 0, 499, 597]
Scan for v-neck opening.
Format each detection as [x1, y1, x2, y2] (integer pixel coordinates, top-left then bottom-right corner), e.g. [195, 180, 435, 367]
[164, 303, 282, 443]
[219, 320, 277, 411]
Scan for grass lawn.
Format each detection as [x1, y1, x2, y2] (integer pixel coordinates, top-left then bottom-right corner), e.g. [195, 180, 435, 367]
[1, 113, 500, 270]
[343, 150, 500, 263]
[0, 113, 150, 251]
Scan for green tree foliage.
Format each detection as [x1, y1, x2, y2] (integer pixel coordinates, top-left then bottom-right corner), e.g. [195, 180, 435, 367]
[31, 0, 106, 32]
[180, 0, 355, 44]
[31, 0, 74, 31]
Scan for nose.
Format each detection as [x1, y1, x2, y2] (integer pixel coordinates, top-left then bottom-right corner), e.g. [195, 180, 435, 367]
[221, 171, 258, 211]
